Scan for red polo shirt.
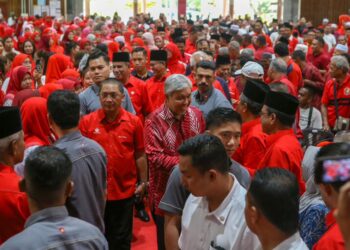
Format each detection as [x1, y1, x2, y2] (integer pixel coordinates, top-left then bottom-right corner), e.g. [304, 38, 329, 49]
[313, 211, 345, 250]
[0, 164, 30, 244]
[307, 52, 330, 71]
[233, 118, 267, 176]
[257, 129, 305, 194]
[79, 108, 144, 201]
[321, 74, 350, 128]
[146, 72, 171, 111]
[125, 75, 153, 123]
[287, 58, 303, 91]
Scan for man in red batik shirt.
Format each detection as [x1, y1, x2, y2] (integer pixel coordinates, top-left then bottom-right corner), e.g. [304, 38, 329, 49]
[145, 74, 205, 250]
[258, 91, 305, 194]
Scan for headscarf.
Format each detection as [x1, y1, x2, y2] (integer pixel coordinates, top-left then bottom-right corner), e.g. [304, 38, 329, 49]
[142, 32, 158, 50]
[299, 146, 325, 213]
[82, 27, 92, 38]
[164, 42, 185, 74]
[56, 78, 81, 91]
[8, 53, 34, 77]
[132, 37, 145, 47]
[21, 97, 51, 147]
[39, 83, 64, 99]
[108, 41, 120, 61]
[6, 66, 32, 95]
[45, 54, 73, 84]
[12, 89, 40, 108]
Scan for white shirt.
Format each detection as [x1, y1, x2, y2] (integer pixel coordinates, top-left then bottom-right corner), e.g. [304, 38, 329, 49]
[323, 34, 336, 51]
[299, 107, 322, 130]
[267, 232, 308, 250]
[179, 174, 259, 250]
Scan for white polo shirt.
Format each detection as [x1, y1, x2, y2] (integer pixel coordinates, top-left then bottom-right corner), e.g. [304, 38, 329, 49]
[179, 174, 259, 250]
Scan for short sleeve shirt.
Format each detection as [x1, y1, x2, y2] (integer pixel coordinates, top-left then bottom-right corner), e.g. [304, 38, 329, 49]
[321, 75, 350, 128]
[79, 108, 144, 200]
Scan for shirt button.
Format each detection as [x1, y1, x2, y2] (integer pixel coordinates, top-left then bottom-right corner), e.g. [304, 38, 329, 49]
[220, 216, 225, 221]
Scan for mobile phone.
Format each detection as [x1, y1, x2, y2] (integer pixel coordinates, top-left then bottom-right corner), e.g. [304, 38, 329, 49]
[35, 59, 42, 72]
[322, 158, 350, 183]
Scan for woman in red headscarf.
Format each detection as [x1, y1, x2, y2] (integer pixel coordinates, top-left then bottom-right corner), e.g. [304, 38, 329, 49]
[45, 53, 73, 84]
[164, 42, 186, 74]
[14, 97, 53, 176]
[107, 41, 119, 61]
[3, 66, 33, 106]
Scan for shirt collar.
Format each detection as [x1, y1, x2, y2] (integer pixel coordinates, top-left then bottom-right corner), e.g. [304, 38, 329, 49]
[91, 84, 100, 95]
[272, 232, 303, 250]
[97, 108, 128, 124]
[201, 174, 239, 225]
[54, 131, 82, 145]
[242, 118, 261, 134]
[25, 206, 69, 228]
[194, 87, 214, 104]
[160, 104, 186, 122]
[325, 209, 337, 229]
[266, 129, 294, 147]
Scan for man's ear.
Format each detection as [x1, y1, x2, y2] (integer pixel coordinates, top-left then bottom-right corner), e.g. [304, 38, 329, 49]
[19, 179, 26, 192]
[65, 180, 74, 198]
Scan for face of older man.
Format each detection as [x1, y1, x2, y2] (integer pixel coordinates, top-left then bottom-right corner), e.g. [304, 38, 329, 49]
[166, 87, 192, 118]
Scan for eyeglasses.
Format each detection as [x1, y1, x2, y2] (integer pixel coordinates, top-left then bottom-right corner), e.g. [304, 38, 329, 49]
[100, 92, 122, 99]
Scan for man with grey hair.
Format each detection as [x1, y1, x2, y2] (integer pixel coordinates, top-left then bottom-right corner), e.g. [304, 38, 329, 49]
[0, 107, 30, 244]
[145, 74, 205, 250]
[321, 55, 350, 131]
[267, 58, 297, 96]
[228, 40, 240, 61]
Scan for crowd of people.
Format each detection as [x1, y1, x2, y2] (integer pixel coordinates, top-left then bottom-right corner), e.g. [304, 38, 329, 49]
[0, 8, 350, 250]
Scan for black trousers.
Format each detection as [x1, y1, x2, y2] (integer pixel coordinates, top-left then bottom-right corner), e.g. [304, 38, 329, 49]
[151, 209, 166, 250]
[105, 197, 134, 250]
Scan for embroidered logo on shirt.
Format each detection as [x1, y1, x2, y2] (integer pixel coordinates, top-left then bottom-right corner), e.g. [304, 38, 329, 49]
[118, 135, 128, 139]
[345, 87, 350, 96]
[93, 128, 101, 134]
[131, 91, 135, 95]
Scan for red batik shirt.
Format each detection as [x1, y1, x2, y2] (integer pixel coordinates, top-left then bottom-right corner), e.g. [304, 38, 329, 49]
[0, 164, 30, 244]
[145, 105, 205, 215]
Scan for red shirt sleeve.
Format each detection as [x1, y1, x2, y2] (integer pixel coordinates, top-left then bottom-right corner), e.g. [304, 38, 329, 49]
[133, 116, 145, 153]
[321, 81, 331, 105]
